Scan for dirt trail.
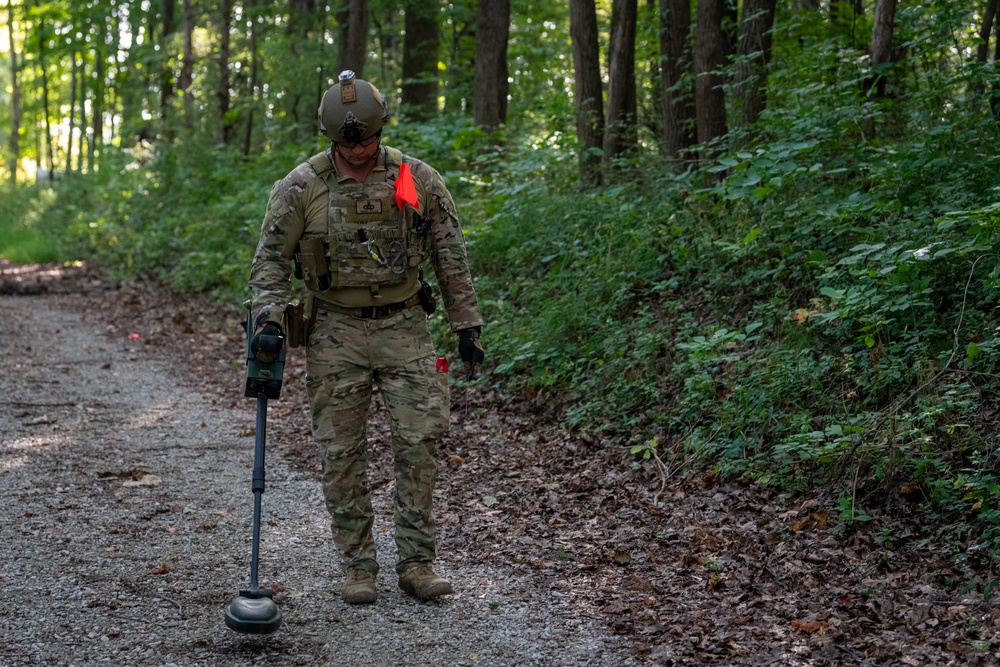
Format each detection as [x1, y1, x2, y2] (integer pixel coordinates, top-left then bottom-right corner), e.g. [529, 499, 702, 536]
[0, 281, 633, 666]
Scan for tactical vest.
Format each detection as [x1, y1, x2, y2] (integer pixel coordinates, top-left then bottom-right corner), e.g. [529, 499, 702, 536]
[296, 147, 430, 298]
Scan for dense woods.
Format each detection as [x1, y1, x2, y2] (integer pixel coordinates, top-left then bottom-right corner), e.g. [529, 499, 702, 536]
[4, 0, 1000, 563]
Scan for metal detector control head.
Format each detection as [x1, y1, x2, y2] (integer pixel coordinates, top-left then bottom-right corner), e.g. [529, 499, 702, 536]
[243, 310, 285, 400]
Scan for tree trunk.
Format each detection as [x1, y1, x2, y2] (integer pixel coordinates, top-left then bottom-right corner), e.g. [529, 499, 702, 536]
[570, 0, 604, 186]
[978, 0, 998, 64]
[216, 0, 232, 144]
[401, 0, 440, 121]
[868, 0, 897, 99]
[90, 40, 104, 172]
[6, 0, 20, 183]
[161, 0, 176, 119]
[243, 4, 259, 157]
[78, 52, 87, 173]
[732, 0, 776, 144]
[659, 0, 695, 161]
[694, 0, 728, 160]
[180, 0, 195, 127]
[721, 0, 738, 65]
[337, 0, 369, 77]
[287, 0, 317, 127]
[35, 1, 55, 177]
[473, 0, 510, 131]
[603, 0, 638, 171]
[67, 52, 77, 174]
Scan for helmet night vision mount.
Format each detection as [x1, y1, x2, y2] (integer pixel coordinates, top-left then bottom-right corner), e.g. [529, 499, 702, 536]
[318, 70, 389, 144]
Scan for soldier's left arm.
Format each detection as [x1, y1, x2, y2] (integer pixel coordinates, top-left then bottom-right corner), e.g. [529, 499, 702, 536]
[417, 163, 484, 333]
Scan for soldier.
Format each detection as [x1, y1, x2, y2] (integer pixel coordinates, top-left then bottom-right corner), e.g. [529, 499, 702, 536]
[249, 70, 485, 604]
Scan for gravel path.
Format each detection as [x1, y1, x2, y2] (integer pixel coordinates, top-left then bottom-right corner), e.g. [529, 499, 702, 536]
[0, 293, 635, 667]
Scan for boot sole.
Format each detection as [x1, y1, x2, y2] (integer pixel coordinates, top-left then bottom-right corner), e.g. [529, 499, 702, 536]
[343, 590, 377, 605]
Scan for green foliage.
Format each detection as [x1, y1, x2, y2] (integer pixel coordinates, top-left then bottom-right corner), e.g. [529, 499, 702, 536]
[0, 183, 63, 264]
[5, 0, 1000, 559]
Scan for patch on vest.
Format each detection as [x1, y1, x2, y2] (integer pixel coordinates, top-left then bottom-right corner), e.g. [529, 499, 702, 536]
[357, 199, 382, 215]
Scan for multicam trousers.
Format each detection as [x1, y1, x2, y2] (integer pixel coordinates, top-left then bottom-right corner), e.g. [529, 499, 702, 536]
[305, 304, 449, 576]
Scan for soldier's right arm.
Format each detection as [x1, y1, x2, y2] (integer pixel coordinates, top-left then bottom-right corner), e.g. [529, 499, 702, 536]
[249, 176, 307, 331]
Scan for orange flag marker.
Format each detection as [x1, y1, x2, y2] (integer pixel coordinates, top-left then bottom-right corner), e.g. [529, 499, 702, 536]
[395, 163, 418, 211]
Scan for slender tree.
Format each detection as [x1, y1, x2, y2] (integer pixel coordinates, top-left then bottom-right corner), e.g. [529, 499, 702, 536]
[603, 0, 638, 171]
[180, 0, 195, 128]
[35, 0, 55, 177]
[732, 0, 776, 144]
[337, 0, 369, 77]
[867, 0, 897, 99]
[442, 0, 475, 113]
[570, 0, 604, 185]
[977, 0, 997, 64]
[401, 0, 440, 120]
[78, 50, 88, 173]
[161, 0, 177, 121]
[693, 0, 728, 161]
[67, 52, 77, 173]
[287, 0, 318, 127]
[243, 3, 260, 156]
[659, 0, 695, 161]
[216, 0, 233, 144]
[6, 0, 21, 183]
[473, 0, 509, 131]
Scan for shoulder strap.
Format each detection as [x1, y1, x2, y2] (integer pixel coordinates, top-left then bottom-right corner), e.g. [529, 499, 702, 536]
[384, 146, 403, 168]
[307, 150, 335, 180]
[383, 147, 404, 180]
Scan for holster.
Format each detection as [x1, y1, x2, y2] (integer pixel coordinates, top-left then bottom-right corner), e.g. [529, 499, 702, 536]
[283, 298, 317, 349]
[284, 302, 304, 348]
[417, 267, 436, 315]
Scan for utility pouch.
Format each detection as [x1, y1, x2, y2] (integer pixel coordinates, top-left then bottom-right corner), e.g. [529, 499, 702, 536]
[297, 236, 332, 291]
[284, 301, 304, 348]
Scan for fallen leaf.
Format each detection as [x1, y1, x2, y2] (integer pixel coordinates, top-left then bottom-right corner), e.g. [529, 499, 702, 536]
[791, 619, 828, 634]
[792, 516, 812, 532]
[123, 474, 162, 488]
[148, 562, 171, 575]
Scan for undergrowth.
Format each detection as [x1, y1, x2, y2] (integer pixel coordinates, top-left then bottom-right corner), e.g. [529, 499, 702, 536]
[6, 65, 1000, 557]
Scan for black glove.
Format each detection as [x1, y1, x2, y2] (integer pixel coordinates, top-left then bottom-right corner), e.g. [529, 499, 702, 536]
[251, 322, 284, 363]
[458, 328, 485, 379]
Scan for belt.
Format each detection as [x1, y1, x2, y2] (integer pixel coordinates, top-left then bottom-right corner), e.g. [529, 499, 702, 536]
[314, 293, 422, 319]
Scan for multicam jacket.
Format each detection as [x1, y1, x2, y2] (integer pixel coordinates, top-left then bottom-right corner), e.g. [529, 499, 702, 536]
[249, 145, 483, 334]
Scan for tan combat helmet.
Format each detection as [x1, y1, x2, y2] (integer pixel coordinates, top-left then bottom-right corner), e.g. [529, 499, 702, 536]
[318, 70, 389, 143]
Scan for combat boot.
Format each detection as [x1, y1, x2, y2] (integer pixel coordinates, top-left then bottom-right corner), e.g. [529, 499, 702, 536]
[398, 562, 454, 600]
[341, 568, 377, 604]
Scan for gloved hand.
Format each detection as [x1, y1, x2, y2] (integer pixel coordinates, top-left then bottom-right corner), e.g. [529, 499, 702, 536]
[251, 322, 284, 363]
[458, 328, 485, 379]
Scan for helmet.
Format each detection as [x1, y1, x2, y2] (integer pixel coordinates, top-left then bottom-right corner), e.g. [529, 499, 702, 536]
[318, 70, 389, 143]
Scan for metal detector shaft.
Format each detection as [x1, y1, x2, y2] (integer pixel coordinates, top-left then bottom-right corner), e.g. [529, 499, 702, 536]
[249, 391, 268, 592]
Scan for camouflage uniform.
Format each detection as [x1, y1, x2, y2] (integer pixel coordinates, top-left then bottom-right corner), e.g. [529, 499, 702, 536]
[249, 145, 483, 576]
